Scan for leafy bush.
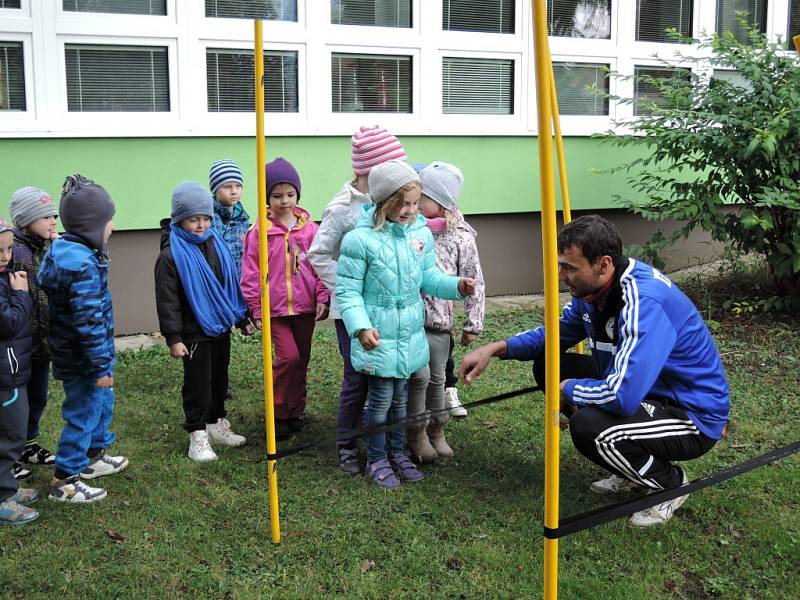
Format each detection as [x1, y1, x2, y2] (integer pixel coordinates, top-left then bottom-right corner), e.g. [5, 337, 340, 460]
[598, 25, 800, 298]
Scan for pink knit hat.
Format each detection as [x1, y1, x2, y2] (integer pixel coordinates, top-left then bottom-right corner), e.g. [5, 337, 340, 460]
[351, 125, 407, 176]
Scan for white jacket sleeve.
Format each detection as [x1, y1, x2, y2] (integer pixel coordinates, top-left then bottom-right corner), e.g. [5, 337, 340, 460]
[308, 204, 346, 294]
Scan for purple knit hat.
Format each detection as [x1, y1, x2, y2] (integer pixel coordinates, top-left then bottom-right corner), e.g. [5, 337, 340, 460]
[265, 157, 301, 202]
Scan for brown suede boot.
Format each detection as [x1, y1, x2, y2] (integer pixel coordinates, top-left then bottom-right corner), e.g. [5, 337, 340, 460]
[427, 418, 454, 458]
[407, 420, 438, 464]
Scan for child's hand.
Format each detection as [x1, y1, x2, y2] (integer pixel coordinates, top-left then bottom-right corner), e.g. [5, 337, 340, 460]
[460, 331, 477, 347]
[255, 319, 262, 330]
[315, 303, 329, 321]
[358, 328, 380, 350]
[8, 272, 28, 292]
[96, 376, 114, 388]
[49, 231, 61, 241]
[458, 277, 476, 297]
[170, 342, 189, 359]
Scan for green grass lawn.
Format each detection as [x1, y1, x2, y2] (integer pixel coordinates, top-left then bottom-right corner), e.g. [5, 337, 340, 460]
[1, 305, 798, 599]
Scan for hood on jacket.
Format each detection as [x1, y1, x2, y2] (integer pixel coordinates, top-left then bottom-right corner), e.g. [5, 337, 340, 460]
[264, 206, 313, 237]
[159, 218, 173, 251]
[355, 204, 426, 234]
[330, 180, 371, 210]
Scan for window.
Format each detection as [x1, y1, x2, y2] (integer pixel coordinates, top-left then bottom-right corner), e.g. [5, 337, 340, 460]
[65, 44, 169, 112]
[331, 0, 411, 27]
[442, 57, 513, 114]
[552, 62, 608, 115]
[712, 69, 753, 92]
[789, 0, 800, 49]
[205, 0, 297, 21]
[62, 0, 166, 15]
[0, 42, 25, 111]
[331, 53, 411, 113]
[716, 0, 766, 44]
[636, 0, 692, 42]
[442, 0, 514, 34]
[206, 49, 298, 112]
[633, 66, 691, 115]
[0, 1, 21, 8]
[548, 0, 611, 39]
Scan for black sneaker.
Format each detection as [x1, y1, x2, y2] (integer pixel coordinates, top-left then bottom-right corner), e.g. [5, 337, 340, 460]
[275, 419, 292, 441]
[20, 443, 56, 466]
[12, 463, 32, 480]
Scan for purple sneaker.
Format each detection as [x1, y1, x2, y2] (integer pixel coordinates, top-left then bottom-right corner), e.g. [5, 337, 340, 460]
[389, 452, 425, 482]
[365, 458, 401, 489]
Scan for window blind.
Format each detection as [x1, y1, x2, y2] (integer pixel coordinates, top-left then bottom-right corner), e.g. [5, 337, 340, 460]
[65, 44, 169, 112]
[0, 1, 21, 8]
[331, 53, 411, 113]
[548, 0, 611, 39]
[716, 0, 766, 44]
[789, 0, 800, 49]
[0, 42, 25, 111]
[552, 62, 608, 116]
[442, 0, 514, 34]
[206, 49, 298, 113]
[633, 66, 691, 115]
[62, 0, 166, 15]
[205, 0, 297, 21]
[442, 57, 513, 115]
[636, 0, 692, 42]
[331, 0, 411, 27]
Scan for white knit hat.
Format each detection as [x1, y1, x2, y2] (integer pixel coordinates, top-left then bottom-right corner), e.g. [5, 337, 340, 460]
[9, 186, 58, 229]
[351, 125, 407, 176]
[367, 160, 420, 205]
[419, 162, 464, 212]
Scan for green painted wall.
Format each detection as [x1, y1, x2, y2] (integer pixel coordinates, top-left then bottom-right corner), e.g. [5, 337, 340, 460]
[0, 136, 642, 230]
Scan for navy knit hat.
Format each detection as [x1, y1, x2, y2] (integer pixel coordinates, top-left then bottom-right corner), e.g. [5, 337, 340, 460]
[209, 159, 244, 195]
[171, 181, 214, 225]
[59, 175, 115, 252]
[265, 157, 301, 203]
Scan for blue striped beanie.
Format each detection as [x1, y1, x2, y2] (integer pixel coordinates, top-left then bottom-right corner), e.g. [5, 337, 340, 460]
[209, 159, 244, 195]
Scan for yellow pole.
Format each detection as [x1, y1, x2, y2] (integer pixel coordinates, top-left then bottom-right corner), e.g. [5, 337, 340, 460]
[254, 19, 281, 545]
[548, 60, 584, 355]
[794, 35, 800, 52]
[530, 1, 561, 598]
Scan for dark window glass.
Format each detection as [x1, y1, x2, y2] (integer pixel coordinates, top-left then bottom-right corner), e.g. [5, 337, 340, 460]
[331, 53, 412, 113]
[331, 0, 411, 27]
[633, 66, 692, 116]
[552, 62, 609, 115]
[442, 0, 514, 34]
[205, 0, 297, 21]
[62, 0, 167, 15]
[716, 0, 766, 44]
[442, 57, 513, 114]
[636, 0, 692, 42]
[0, 42, 25, 111]
[206, 49, 298, 112]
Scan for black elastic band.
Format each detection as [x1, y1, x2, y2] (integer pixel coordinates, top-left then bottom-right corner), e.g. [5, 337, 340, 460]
[544, 440, 800, 539]
[268, 385, 542, 460]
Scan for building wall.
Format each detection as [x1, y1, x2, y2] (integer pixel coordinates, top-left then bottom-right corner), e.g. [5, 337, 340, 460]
[109, 209, 717, 335]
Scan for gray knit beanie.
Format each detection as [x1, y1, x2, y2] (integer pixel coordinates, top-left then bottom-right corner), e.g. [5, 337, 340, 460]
[171, 181, 214, 224]
[60, 175, 115, 251]
[367, 160, 420, 205]
[9, 186, 58, 229]
[419, 162, 463, 212]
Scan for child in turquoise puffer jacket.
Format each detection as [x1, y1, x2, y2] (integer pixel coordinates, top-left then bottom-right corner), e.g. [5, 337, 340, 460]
[336, 160, 476, 489]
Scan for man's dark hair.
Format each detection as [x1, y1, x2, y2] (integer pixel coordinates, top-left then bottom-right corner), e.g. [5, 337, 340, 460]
[557, 215, 623, 265]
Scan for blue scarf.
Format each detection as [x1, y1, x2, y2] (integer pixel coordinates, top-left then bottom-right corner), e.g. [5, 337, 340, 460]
[169, 224, 247, 337]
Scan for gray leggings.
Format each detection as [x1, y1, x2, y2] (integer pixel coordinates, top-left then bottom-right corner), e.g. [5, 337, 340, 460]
[408, 329, 451, 423]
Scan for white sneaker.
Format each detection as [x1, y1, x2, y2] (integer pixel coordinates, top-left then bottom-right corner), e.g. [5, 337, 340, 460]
[206, 418, 246, 447]
[445, 387, 467, 418]
[630, 468, 689, 527]
[49, 475, 107, 504]
[80, 451, 129, 480]
[590, 473, 639, 494]
[188, 430, 218, 462]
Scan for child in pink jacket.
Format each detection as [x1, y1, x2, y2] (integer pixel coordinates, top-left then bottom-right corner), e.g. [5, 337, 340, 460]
[240, 158, 329, 439]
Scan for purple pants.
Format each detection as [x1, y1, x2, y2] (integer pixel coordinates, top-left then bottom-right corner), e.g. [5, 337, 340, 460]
[334, 319, 369, 450]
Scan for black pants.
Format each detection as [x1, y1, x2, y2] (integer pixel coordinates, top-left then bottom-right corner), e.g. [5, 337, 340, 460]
[444, 333, 458, 388]
[533, 354, 716, 490]
[182, 336, 230, 433]
[0, 388, 28, 502]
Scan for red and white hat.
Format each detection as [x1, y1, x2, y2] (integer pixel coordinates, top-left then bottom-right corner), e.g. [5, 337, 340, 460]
[351, 125, 407, 176]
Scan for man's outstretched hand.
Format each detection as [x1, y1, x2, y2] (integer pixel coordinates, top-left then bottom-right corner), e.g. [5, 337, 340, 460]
[459, 341, 507, 385]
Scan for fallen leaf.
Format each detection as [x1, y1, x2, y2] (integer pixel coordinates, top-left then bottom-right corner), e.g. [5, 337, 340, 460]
[105, 529, 125, 544]
[483, 420, 497, 429]
[359, 559, 374, 573]
[446, 557, 461, 571]
[326, 488, 339, 495]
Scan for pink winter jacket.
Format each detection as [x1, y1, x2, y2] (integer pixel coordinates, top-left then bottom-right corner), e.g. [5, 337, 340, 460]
[240, 206, 330, 319]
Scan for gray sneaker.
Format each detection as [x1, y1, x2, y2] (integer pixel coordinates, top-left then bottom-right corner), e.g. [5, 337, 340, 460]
[590, 473, 639, 494]
[49, 475, 107, 504]
[0, 499, 38, 525]
[337, 448, 361, 476]
[80, 450, 129, 480]
[630, 467, 689, 527]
